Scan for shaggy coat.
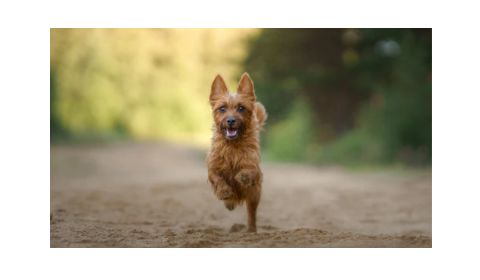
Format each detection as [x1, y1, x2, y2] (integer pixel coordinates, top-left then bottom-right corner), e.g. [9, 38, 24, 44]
[206, 73, 267, 232]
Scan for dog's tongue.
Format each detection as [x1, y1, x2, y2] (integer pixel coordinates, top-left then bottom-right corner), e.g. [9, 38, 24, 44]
[226, 129, 237, 137]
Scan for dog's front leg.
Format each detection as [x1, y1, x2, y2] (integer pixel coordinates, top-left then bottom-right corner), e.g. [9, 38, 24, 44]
[234, 168, 259, 188]
[208, 170, 234, 200]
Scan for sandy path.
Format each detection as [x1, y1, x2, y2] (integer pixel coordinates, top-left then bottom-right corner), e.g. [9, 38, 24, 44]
[50, 142, 431, 247]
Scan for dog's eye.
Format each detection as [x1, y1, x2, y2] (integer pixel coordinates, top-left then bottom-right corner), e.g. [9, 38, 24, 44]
[238, 106, 245, 112]
[218, 106, 226, 113]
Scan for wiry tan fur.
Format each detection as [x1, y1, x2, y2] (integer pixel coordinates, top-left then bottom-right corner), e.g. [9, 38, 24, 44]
[206, 73, 267, 232]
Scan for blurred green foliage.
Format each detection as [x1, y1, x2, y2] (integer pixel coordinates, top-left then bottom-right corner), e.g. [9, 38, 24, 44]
[51, 28, 431, 166]
[245, 29, 431, 166]
[50, 28, 257, 145]
[264, 100, 314, 162]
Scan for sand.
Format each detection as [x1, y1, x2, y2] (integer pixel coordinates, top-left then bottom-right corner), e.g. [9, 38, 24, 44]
[50, 142, 432, 247]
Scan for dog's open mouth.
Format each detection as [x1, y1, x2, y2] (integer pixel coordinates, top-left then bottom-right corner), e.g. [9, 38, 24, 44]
[225, 128, 239, 139]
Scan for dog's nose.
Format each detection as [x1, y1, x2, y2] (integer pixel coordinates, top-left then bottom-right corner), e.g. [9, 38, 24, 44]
[227, 117, 236, 126]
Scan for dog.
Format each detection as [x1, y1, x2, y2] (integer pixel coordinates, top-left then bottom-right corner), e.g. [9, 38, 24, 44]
[206, 73, 267, 233]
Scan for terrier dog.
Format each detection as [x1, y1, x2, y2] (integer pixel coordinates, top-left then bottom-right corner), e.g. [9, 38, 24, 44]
[206, 73, 267, 233]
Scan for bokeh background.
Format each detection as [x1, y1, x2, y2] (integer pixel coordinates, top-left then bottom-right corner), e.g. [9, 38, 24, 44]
[50, 28, 431, 167]
[50, 28, 432, 247]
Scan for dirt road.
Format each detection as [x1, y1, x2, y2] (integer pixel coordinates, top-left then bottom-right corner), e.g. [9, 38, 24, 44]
[50, 142, 431, 247]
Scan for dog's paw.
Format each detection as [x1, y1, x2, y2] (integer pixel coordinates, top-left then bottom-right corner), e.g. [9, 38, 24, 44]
[216, 185, 234, 200]
[224, 200, 236, 211]
[235, 170, 255, 187]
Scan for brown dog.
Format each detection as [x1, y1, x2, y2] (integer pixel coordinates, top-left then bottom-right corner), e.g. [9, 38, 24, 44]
[206, 73, 267, 233]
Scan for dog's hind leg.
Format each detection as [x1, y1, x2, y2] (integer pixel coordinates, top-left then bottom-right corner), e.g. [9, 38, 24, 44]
[246, 194, 260, 233]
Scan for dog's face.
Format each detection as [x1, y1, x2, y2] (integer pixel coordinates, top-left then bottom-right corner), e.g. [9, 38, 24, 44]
[210, 73, 256, 141]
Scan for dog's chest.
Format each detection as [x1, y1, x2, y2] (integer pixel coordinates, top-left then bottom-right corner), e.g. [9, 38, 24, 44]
[213, 145, 258, 174]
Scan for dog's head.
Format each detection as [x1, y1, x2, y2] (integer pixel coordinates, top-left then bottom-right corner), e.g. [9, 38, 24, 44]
[209, 73, 256, 141]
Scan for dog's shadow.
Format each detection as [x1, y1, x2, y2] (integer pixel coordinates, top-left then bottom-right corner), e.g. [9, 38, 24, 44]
[229, 223, 278, 233]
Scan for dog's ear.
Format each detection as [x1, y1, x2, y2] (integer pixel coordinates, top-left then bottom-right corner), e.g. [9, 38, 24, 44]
[237, 72, 256, 101]
[210, 74, 228, 106]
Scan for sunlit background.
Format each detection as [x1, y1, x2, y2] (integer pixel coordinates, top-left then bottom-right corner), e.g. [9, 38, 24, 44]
[51, 28, 432, 247]
[50, 28, 431, 167]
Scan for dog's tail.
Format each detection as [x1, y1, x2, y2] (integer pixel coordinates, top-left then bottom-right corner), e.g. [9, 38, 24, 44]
[255, 102, 267, 129]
